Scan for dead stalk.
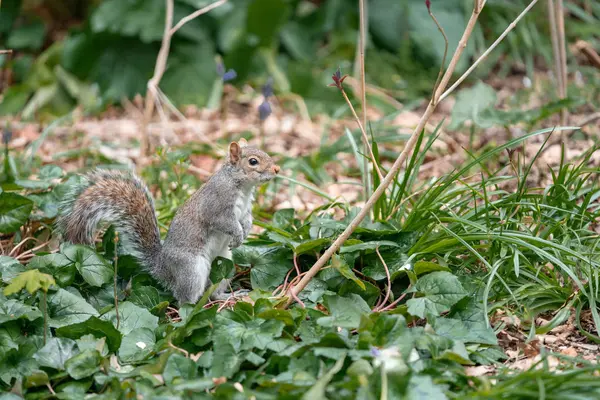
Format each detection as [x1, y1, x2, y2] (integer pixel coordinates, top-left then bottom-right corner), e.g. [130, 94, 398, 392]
[285, 0, 536, 307]
[373, 247, 392, 312]
[555, 0, 568, 125]
[358, 0, 372, 199]
[140, 0, 228, 157]
[440, 0, 540, 102]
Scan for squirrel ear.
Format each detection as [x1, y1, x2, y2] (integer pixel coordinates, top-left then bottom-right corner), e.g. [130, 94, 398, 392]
[238, 138, 248, 148]
[229, 142, 241, 163]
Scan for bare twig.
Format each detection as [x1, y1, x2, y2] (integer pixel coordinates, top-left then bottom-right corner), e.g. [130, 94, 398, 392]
[373, 247, 392, 312]
[338, 87, 383, 182]
[440, 0, 540, 102]
[286, 0, 537, 307]
[358, 0, 372, 199]
[0, 50, 12, 55]
[555, 0, 568, 125]
[547, 0, 562, 96]
[427, 6, 449, 103]
[140, 0, 228, 157]
[574, 40, 600, 69]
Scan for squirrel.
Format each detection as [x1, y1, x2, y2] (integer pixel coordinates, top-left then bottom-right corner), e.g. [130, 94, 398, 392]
[55, 139, 280, 305]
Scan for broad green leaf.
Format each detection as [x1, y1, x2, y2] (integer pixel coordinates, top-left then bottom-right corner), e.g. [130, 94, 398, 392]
[405, 374, 448, 400]
[209, 257, 235, 284]
[332, 254, 365, 290]
[0, 192, 34, 233]
[234, 246, 291, 291]
[128, 285, 161, 310]
[432, 298, 497, 345]
[340, 240, 401, 253]
[210, 342, 240, 379]
[301, 355, 346, 400]
[6, 20, 46, 51]
[247, 0, 289, 47]
[413, 261, 451, 275]
[406, 272, 467, 318]
[0, 256, 25, 284]
[118, 327, 155, 364]
[3, 269, 55, 296]
[33, 337, 78, 370]
[0, 322, 20, 353]
[56, 316, 122, 353]
[101, 301, 159, 335]
[0, 299, 42, 324]
[48, 288, 99, 328]
[27, 253, 76, 286]
[449, 81, 497, 130]
[62, 244, 113, 287]
[295, 238, 331, 255]
[317, 294, 371, 329]
[64, 349, 102, 380]
[163, 353, 198, 384]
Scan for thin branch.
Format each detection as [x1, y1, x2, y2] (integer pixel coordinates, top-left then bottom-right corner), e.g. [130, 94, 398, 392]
[339, 87, 384, 181]
[358, 0, 371, 199]
[285, 3, 487, 307]
[113, 232, 120, 330]
[547, 0, 563, 98]
[0, 50, 12, 55]
[428, 9, 449, 104]
[439, 0, 539, 102]
[555, 0, 568, 125]
[169, 0, 228, 35]
[286, 0, 536, 307]
[373, 247, 392, 312]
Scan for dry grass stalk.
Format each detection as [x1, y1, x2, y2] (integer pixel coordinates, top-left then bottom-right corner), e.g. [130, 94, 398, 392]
[285, 0, 540, 307]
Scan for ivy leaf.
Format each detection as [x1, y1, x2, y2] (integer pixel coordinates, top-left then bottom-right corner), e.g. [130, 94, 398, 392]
[0, 299, 42, 324]
[0, 256, 25, 284]
[209, 257, 235, 284]
[56, 316, 122, 353]
[61, 244, 113, 287]
[405, 374, 448, 400]
[332, 254, 365, 291]
[449, 81, 497, 130]
[432, 298, 498, 345]
[0, 322, 21, 353]
[0, 192, 33, 233]
[33, 338, 79, 370]
[101, 301, 158, 335]
[28, 253, 76, 287]
[406, 272, 467, 318]
[128, 286, 161, 310]
[163, 353, 198, 384]
[64, 349, 102, 380]
[48, 289, 99, 328]
[317, 294, 371, 329]
[234, 246, 291, 291]
[3, 269, 55, 296]
[118, 327, 155, 364]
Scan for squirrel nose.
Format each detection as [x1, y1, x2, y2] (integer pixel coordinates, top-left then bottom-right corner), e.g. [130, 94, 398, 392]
[272, 165, 280, 174]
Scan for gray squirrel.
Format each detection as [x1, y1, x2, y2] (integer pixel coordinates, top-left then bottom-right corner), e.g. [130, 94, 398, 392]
[55, 139, 280, 304]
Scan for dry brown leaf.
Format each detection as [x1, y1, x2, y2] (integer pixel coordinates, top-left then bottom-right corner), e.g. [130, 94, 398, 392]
[464, 365, 496, 376]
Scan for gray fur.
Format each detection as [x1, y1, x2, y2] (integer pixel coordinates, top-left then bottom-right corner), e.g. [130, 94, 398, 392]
[56, 144, 279, 305]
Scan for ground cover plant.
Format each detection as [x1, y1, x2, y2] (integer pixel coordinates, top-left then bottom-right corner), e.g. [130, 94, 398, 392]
[1, 0, 600, 399]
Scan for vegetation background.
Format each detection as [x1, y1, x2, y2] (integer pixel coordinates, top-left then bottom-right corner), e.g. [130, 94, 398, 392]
[0, 0, 600, 399]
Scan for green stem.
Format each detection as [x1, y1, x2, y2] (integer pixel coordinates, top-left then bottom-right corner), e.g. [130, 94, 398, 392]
[113, 232, 120, 330]
[43, 290, 47, 345]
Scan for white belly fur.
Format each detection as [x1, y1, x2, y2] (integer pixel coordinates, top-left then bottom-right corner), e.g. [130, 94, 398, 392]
[194, 188, 254, 276]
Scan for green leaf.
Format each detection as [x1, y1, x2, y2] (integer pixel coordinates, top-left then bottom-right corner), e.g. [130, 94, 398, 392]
[340, 240, 402, 253]
[128, 285, 161, 310]
[64, 349, 102, 380]
[301, 355, 346, 400]
[118, 327, 155, 364]
[0, 256, 25, 284]
[0, 192, 34, 233]
[6, 20, 46, 51]
[101, 301, 159, 335]
[406, 272, 467, 318]
[27, 253, 75, 287]
[449, 81, 497, 130]
[332, 254, 365, 290]
[413, 261, 451, 275]
[234, 246, 291, 291]
[209, 257, 235, 284]
[246, 0, 289, 47]
[3, 269, 56, 296]
[317, 294, 371, 329]
[48, 288, 99, 328]
[0, 323, 20, 354]
[432, 298, 497, 345]
[90, 0, 164, 42]
[163, 353, 198, 384]
[62, 244, 113, 287]
[0, 299, 42, 324]
[405, 374, 448, 400]
[295, 238, 332, 255]
[56, 316, 122, 353]
[33, 337, 78, 370]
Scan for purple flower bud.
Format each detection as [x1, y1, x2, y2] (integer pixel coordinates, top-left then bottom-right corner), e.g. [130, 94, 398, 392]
[370, 347, 381, 357]
[222, 69, 237, 82]
[329, 67, 348, 89]
[2, 128, 12, 145]
[425, 0, 431, 11]
[262, 77, 274, 98]
[258, 99, 272, 120]
[216, 61, 225, 77]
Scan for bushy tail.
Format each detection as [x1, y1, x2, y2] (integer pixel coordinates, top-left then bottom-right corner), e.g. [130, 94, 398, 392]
[55, 169, 162, 270]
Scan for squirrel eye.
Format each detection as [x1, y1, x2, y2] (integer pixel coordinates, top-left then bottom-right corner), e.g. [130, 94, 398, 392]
[248, 158, 259, 166]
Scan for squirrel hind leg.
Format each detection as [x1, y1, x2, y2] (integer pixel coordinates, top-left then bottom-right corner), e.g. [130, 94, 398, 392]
[160, 248, 209, 305]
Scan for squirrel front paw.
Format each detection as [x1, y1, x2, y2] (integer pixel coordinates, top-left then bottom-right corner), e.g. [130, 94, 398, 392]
[229, 233, 243, 249]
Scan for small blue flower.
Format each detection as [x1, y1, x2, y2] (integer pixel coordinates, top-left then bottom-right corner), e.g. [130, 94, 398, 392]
[2, 128, 12, 145]
[216, 61, 237, 82]
[370, 347, 381, 357]
[262, 77, 274, 98]
[258, 99, 272, 120]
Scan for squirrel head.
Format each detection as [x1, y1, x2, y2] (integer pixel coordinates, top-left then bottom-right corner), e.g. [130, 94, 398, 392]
[228, 139, 280, 185]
